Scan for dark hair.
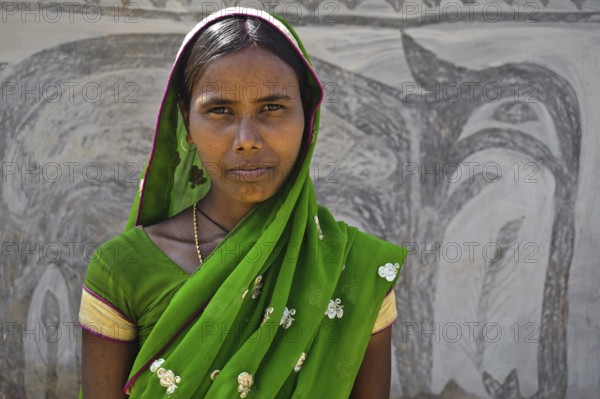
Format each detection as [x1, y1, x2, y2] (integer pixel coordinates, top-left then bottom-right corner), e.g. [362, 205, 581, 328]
[178, 16, 313, 127]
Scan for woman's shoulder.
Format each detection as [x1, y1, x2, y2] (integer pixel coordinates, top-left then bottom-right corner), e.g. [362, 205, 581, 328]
[339, 221, 408, 269]
[329, 220, 406, 334]
[85, 223, 191, 289]
[82, 225, 187, 323]
[89, 226, 151, 269]
[334, 220, 408, 299]
[315, 205, 408, 276]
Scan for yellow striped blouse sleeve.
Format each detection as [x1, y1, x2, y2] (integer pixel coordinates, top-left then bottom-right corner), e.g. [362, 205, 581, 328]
[372, 289, 398, 334]
[78, 286, 137, 341]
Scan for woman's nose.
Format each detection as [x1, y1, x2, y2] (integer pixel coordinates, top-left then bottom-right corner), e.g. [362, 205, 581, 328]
[233, 116, 263, 152]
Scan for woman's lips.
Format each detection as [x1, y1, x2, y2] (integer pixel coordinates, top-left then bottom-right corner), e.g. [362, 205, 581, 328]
[227, 167, 273, 181]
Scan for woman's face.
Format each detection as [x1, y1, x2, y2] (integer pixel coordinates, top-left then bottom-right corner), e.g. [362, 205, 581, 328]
[181, 46, 305, 207]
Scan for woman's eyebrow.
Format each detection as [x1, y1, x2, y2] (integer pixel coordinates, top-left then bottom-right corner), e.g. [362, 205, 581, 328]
[198, 94, 295, 105]
[198, 96, 235, 106]
[252, 94, 295, 103]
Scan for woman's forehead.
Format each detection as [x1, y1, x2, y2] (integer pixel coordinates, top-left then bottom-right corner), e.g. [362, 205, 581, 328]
[192, 47, 301, 99]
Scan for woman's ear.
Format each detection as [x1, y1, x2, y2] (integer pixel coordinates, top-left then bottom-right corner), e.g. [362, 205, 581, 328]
[177, 97, 191, 137]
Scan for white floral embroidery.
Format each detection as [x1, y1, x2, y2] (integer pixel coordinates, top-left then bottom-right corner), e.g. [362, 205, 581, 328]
[378, 262, 400, 282]
[280, 306, 296, 329]
[252, 275, 263, 299]
[261, 307, 274, 326]
[150, 358, 181, 397]
[237, 372, 254, 398]
[294, 352, 307, 373]
[325, 298, 344, 319]
[313, 215, 324, 240]
[150, 358, 165, 372]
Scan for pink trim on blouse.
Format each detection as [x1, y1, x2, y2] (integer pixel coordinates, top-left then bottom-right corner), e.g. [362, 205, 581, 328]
[78, 321, 132, 343]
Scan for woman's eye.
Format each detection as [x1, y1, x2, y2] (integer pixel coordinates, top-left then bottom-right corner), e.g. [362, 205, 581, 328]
[264, 104, 283, 112]
[208, 107, 229, 114]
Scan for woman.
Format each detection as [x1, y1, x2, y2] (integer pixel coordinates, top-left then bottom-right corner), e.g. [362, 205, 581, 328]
[79, 7, 408, 398]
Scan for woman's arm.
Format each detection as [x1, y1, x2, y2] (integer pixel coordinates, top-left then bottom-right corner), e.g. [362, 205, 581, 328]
[81, 329, 139, 399]
[349, 326, 393, 399]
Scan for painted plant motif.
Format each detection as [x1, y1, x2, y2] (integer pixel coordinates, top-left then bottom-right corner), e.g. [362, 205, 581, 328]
[0, 34, 181, 398]
[312, 29, 581, 398]
[395, 33, 580, 398]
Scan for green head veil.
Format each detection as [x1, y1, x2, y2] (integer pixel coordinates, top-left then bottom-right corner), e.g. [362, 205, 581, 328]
[121, 7, 408, 398]
[124, 7, 321, 231]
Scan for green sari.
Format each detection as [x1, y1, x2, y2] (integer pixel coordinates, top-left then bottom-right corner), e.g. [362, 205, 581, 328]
[80, 7, 407, 398]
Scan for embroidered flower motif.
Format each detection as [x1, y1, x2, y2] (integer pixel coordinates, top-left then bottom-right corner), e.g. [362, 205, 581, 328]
[210, 370, 220, 380]
[378, 262, 400, 282]
[167, 384, 177, 396]
[294, 352, 307, 373]
[237, 372, 254, 398]
[150, 358, 165, 372]
[280, 307, 296, 329]
[325, 298, 344, 319]
[261, 307, 274, 326]
[158, 369, 180, 391]
[313, 215, 324, 240]
[150, 358, 181, 397]
[252, 275, 263, 299]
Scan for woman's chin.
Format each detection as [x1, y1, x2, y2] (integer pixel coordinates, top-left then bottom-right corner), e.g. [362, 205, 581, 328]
[226, 184, 280, 205]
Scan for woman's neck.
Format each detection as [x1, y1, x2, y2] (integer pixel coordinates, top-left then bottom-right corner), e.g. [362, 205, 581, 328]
[198, 190, 256, 233]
